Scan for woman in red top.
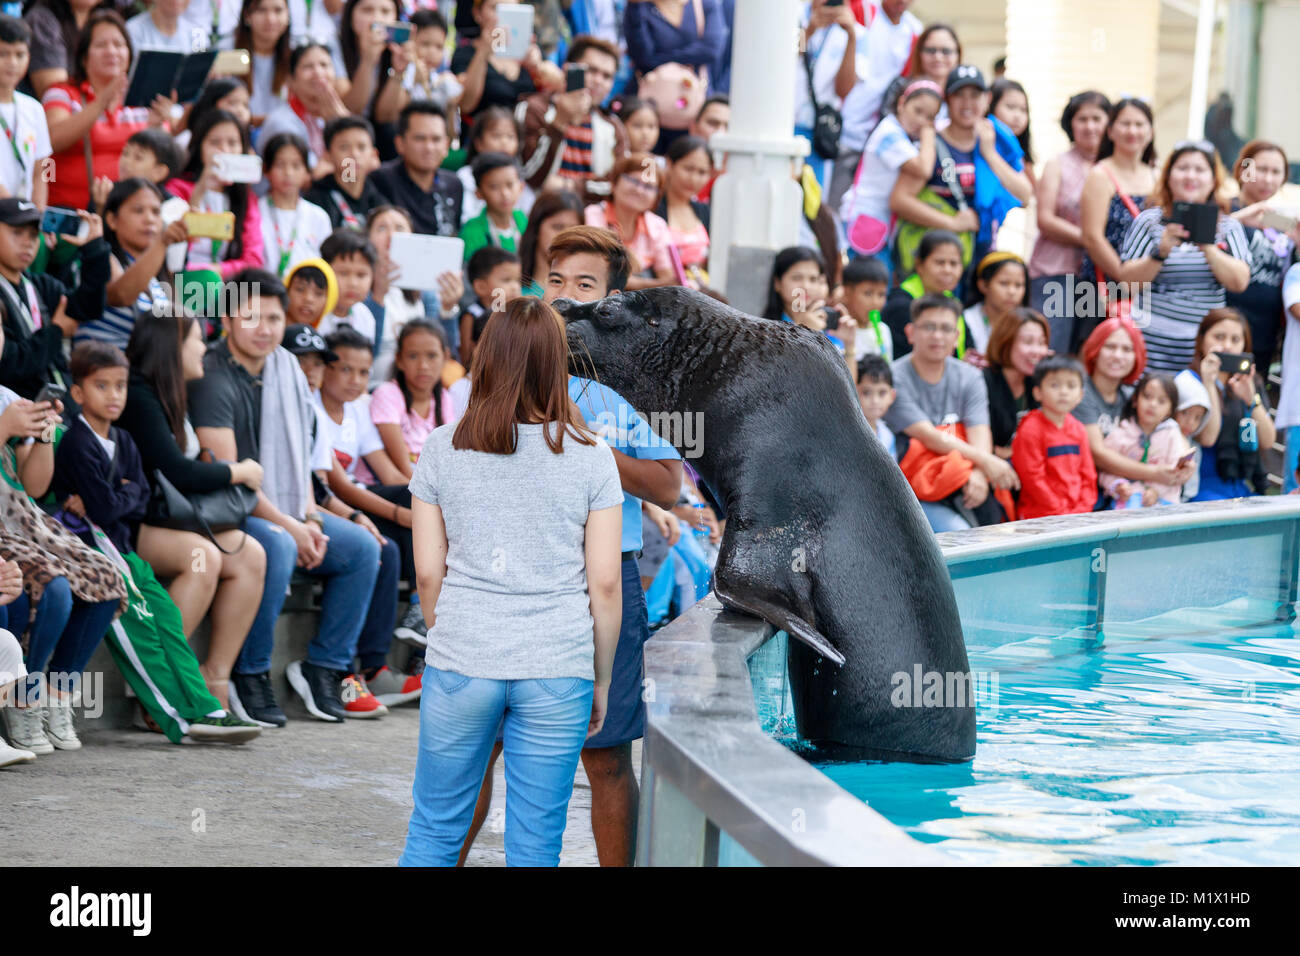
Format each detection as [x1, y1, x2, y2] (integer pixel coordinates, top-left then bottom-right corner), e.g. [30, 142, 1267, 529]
[42, 10, 173, 210]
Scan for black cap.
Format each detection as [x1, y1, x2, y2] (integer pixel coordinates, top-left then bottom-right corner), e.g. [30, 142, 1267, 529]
[945, 64, 987, 97]
[283, 323, 338, 363]
[0, 198, 41, 227]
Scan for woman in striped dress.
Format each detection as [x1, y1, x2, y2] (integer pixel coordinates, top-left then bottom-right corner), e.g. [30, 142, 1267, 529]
[1116, 141, 1252, 373]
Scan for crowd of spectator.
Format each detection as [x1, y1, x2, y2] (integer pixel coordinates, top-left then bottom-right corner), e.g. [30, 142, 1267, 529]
[0, 0, 1296, 868]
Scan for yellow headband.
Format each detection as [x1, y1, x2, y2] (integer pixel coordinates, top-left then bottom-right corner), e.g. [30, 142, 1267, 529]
[976, 250, 1024, 275]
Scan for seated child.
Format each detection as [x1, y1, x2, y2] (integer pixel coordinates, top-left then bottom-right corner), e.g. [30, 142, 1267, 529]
[1098, 373, 1188, 509]
[459, 152, 528, 261]
[459, 246, 522, 369]
[1011, 355, 1098, 520]
[841, 257, 894, 363]
[284, 258, 338, 330]
[91, 127, 185, 210]
[259, 133, 335, 279]
[304, 116, 386, 230]
[399, 10, 464, 119]
[1173, 370, 1212, 501]
[856, 355, 897, 459]
[51, 342, 260, 744]
[316, 229, 378, 344]
[370, 319, 457, 481]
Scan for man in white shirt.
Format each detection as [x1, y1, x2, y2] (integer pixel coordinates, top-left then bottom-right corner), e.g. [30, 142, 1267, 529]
[827, 0, 921, 209]
[127, 0, 211, 56]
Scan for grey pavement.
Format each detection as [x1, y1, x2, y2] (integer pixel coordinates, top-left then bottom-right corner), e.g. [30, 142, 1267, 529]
[0, 704, 640, 867]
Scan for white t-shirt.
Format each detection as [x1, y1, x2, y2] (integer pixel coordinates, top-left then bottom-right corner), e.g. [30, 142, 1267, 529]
[838, 113, 916, 227]
[250, 53, 287, 117]
[963, 303, 994, 355]
[854, 314, 894, 363]
[793, 20, 865, 131]
[289, 0, 341, 54]
[0, 94, 52, 202]
[258, 196, 333, 277]
[127, 11, 210, 55]
[1276, 263, 1300, 429]
[840, 4, 921, 151]
[312, 392, 385, 483]
[318, 301, 377, 344]
[183, 0, 241, 47]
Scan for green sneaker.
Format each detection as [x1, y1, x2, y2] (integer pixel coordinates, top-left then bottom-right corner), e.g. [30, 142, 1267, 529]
[186, 714, 262, 744]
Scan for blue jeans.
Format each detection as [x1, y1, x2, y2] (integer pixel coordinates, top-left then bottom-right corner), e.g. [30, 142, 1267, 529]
[400, 668, 594, 867]
[237, 513, 381, 674]
[5, 578, 117, 701]
[919, 500, 973, 534]
[357, 535, 400, 672]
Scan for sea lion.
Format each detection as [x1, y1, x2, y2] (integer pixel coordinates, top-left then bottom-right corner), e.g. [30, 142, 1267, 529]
[558, 287, 976, 763]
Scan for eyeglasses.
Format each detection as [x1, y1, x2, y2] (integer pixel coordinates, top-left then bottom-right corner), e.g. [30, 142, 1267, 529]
[922, 46, 958, 56]
[915, 323, 958, 336]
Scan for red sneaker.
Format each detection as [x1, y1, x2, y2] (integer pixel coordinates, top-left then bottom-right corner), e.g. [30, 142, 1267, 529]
[340, 674, 389, 718]
[365, 664, 423, 707]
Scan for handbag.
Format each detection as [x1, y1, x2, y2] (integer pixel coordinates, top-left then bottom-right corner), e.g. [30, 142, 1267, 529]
[1096, 165, 1143, 321]
[637, 0, 709, 130]
[145, 466, 257, 555]
[802, 41, 842, 159]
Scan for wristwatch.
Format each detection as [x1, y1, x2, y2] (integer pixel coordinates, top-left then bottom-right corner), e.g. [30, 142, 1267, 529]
[1151, 249, 1167, 262]
[304, 512, 325, 529]
[348, 509, 364, 522]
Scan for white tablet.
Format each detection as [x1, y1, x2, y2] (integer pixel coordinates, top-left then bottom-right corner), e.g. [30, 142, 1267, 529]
[389, 233, 465, 292]
[494, 4, 534, 60]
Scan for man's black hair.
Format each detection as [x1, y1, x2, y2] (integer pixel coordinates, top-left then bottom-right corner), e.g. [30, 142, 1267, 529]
[909, 292, 961, 324]
[289, 265, 328, 290]
[126, 127, 183, 178]
[226, 267, 287, 312]
[409, 8, 447, 32]
[0, 14, 32, 48]
[398, 100, 448, 138]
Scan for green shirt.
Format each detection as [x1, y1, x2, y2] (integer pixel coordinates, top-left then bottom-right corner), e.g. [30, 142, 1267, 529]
[460, 209, 528, 262]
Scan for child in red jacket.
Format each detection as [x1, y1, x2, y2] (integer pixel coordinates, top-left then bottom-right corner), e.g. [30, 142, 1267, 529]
[1012, 355, 1097, 519]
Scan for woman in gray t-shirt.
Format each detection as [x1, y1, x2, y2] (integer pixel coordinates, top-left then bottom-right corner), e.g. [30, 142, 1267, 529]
[399, 298, 623, 868]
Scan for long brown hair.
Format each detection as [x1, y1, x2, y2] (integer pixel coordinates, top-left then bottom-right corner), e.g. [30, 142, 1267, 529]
[452, 298, 595, 455]
[1191, 307, 1253, 370]
[235, 0, 292, 104]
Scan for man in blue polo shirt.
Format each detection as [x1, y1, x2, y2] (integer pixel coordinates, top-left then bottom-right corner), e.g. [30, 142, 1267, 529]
[458, 226, 682, 867]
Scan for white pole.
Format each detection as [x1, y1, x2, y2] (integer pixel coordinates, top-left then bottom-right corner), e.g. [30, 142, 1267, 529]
[707, 0, 808, 312]
[1187, 0, 1217, 139]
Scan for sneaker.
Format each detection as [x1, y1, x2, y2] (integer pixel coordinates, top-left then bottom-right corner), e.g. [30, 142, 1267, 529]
[286, 660, 346, 722]
[363, 665, 421, 707]
[1, 705, 52, 755]
[229, 672, 287, 728]
[0, 736, 36, 767]
[393, 603, 428, 648]
[43, 697, 81, 751]
[187, 714, 262, 744]
[341, 673, 388, 718]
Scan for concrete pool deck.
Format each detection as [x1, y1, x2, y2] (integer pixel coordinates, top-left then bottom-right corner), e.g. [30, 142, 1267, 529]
[0, 705, 637, 867]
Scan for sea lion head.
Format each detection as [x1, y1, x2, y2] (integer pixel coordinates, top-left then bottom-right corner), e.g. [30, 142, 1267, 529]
[555, 287, 703, 412]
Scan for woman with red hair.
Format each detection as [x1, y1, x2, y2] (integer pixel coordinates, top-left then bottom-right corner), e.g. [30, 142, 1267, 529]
[1076, 316, 1194, 506]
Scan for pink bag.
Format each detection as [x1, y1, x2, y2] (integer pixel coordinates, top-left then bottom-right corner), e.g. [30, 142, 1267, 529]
[845, 153, 891, 255]
[637, 0, 709, 130]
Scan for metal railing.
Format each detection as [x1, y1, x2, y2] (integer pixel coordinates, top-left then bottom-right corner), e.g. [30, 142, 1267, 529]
[636, 496, 1300, 866]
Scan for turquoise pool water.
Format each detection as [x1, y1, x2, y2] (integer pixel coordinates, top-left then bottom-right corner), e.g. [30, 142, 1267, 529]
[755, 602, 1300, 865]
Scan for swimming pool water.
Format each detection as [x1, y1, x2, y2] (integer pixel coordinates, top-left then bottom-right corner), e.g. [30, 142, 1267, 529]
[773, 603, 1300, 865]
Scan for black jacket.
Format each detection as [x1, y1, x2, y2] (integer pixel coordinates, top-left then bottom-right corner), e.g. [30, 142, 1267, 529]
[0, 238, 111, 398]
[53, 414, 151, 553]
[116, 374, 234, 496]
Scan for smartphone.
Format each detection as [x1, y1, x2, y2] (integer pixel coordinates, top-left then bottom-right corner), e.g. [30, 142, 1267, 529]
[1213, 351, 1253, 375]
[822, 305, 842, 330]
[41, 206, 87, 239]
[183, 210, 236, 241]
[385, 22, 412, 43]
[213, 153, 263, 184]
[1176, 449, 1197, 468]
[565, 63, 587, 93]
[1172, 201, 1219, 245]
[825, 0, 845, 6]
[34, 383, 67, 407]
[212, 48, 251, 76]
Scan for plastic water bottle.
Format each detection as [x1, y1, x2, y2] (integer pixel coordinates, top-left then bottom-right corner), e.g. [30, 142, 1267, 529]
[0, 3, 19, 17]
[692, 502, 708, 539]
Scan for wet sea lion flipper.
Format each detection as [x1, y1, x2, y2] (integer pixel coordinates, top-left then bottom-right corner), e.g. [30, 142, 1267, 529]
[714, 582, 845, 667]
